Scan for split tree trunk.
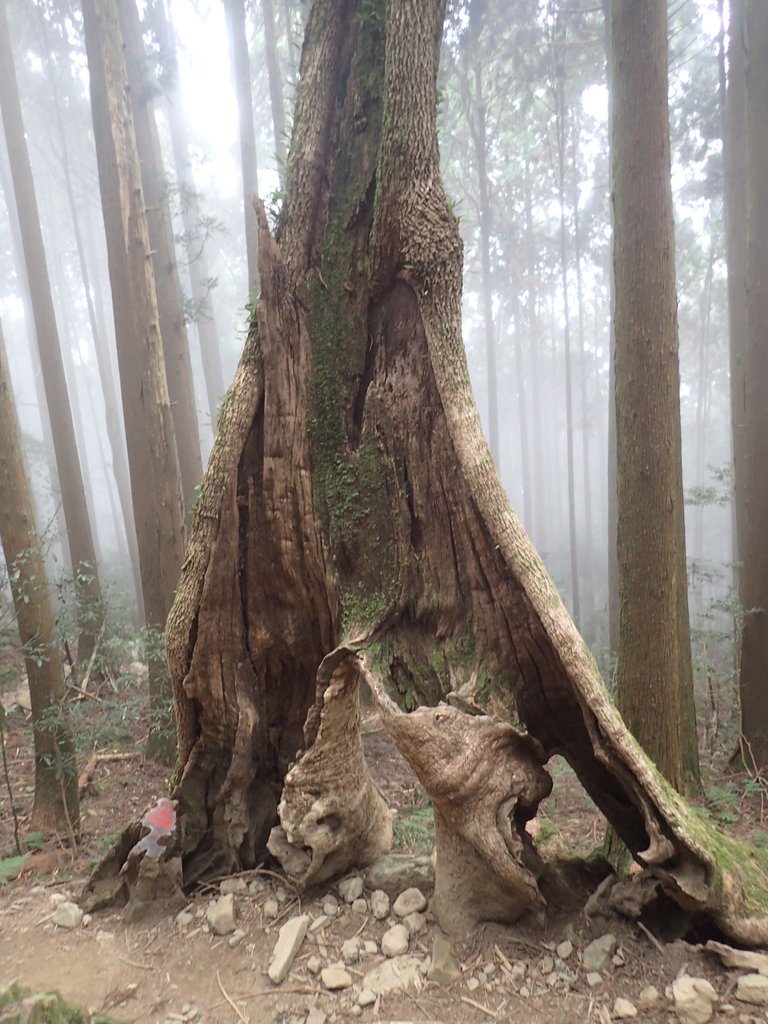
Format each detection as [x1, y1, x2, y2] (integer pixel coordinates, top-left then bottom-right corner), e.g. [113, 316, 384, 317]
[103, 0, 768, 945]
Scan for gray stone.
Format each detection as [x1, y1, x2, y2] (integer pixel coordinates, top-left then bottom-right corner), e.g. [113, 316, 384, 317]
[364, 939, 378, 955]
[582, 934, 617, 972]
[323, 895, 339, 916]
[228, 928, 246, 948]
[264, 897, 280, 920]
[207, 893, 237, 936]
[736, 974, 768, 1006]
[362, 954, 423, 995]
[586, 972, 603, 988]
[321, 965, 353, 990]
[175, 910, 194, 928]
[341, 937, 362, 964]
[351, 897, 368, 915]
[357, 989, 377, 1007]
[220, 877, 247, 894]
[370, 889, 390, 920]
[393, 887, 427, 917]
[52, 901, 83, 929]
[338, 876, 364, 903]
[310, 914, 329, 932]
[672, 975, 718, 1024]
[306, 1009, 327, 1024]
[306, 955, 322, 975]
[427, 935, 462, 985]
[613, 998, 637, 1019]
[466, 977, 480, 992]
[403, 911, 426, 935]
[540, 956, 555, 976]
[268, 914, 310, 983]
[706, 941, 768, 978]
[638, 985, 661, 1010]
[556, 940, 573, 960]
[382, 923, 409, 957]
[364, 854, 435, 897]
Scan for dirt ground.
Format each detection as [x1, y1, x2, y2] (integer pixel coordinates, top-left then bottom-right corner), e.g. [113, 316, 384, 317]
[2, 675, 768, 1024]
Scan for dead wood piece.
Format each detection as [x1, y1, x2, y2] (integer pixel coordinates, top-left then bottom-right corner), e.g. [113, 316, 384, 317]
[364, 656, 550, 933]
[78, 751, 141, 797]
[272, 650, 392, 886]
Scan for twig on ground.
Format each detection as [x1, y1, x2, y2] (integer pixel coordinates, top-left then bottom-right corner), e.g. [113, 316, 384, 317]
[636, 920, 666, 956]
[216, 970, 249, 1024]
[460, 995, 497, 1018]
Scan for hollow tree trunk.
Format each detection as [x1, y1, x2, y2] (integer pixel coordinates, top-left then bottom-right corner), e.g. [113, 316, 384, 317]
[88, 0, 768, 946]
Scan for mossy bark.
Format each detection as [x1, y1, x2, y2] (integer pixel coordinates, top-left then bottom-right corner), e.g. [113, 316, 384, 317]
[90, 0, 768, 944]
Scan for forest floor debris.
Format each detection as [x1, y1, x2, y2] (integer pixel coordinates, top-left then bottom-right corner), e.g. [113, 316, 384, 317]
[2, 689, 768, 1023]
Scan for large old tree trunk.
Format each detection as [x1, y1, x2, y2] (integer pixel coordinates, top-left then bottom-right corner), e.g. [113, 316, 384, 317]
[94, 0, 768, 945]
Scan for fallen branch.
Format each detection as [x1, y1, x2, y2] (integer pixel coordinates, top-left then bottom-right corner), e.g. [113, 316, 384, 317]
[78, 751, 142, 798]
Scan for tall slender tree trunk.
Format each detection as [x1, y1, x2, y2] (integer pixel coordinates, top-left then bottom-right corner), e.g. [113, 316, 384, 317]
[611, 0, 699, 791]
[224, 0, 261, 299]
[81, 0, 186, 763]
[0, 0, 103, 664]
[524, 176, 548, 553]
[150, 2, 227, 429]
[262, 0, 287, 173]
[120, 0, 202, 523]
[0, 319, 79, 835]
[512, 295, 533, 528]
[739, 0, 768, 767]
[555, 60, 580, 627]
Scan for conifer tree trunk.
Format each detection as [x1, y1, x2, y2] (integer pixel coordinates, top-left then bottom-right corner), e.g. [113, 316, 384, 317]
[611, 0, 700, 792]
[81, 0, 186, 763]
[739, 0, 768, 767]
[120, 0, 203, 523]
[224, 0, 260, 299]
[0, 0, 104, 665]
[0, 319, 79, 835]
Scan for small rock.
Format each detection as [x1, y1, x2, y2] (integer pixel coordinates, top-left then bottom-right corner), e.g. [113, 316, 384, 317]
[268, 914, 310, 984]
[583, 934, 617, 972]
[207, 893, 236, 936]
[49, 893, 67, 906]
[364, 939, 378, 955]
[393, 887, 427, 917]
[672, 975, 718, 1024]
[310, 914, 329, 932]
[484, 962, 496, 976]
[339, 876, 364, 903]
[307, 955, 322, 975]
[81, 913, 92, 927]
[364, 854, 435, 897]
[321, 965, 353, 990]
[362, 954, 422, 995]
[557, 940, 574, 960]
[264, 897, 280, 920]
[358, 989, 377, 1007]
[342, 937, 362, 964]
[306, 1008, 327, 1024]
[540, 956, 555, 976]
[520, 985, 531, 998]
[228, 928, 246, 948]
[275, 887, 289, 903]
[586, 972, 603, 988]
[220, 877, 247, 894]
[403, 911, 426, 936]
[370, 890, 390, 920]
[427, 934, 462, 985]
[382, 924, 409, 957]
[638, 985, 660, 1010]
[512, 961, 527, 980]
[351, 897, 368, 915]
[175, 910, 194, 928]
[467, 977, 480, 992]
[736, 974, 768, 1006]
[52, 902, 83, 929]
[613, 997, 637, 1019]
[349, 1008, 362, 1019]
[706, 941, 768, 978]
[323, 896, 339, 917]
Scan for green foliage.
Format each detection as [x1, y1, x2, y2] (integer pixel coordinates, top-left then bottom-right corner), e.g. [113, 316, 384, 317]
[392, 803, 435, 853]
[0, 982, 117, 1023]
